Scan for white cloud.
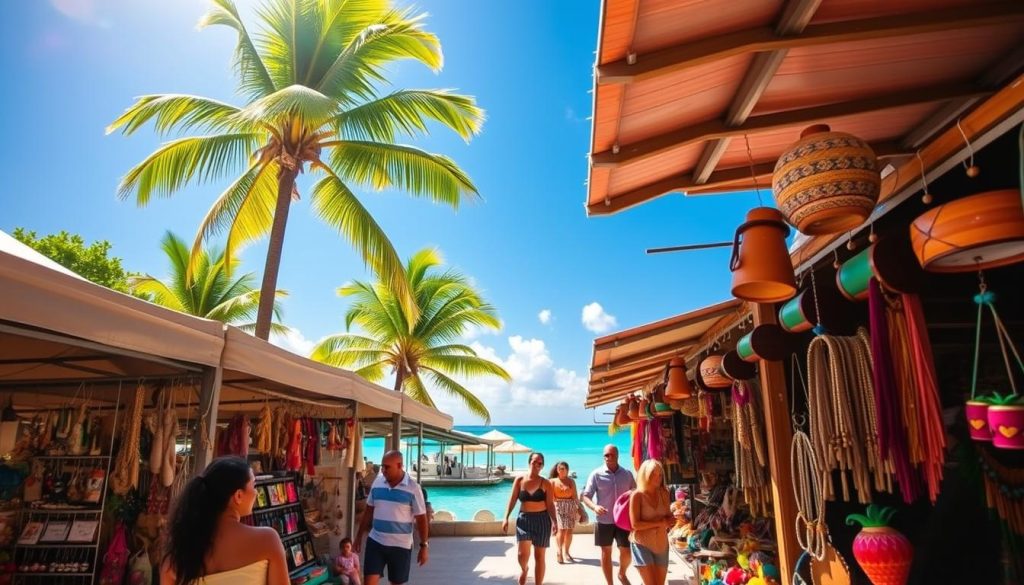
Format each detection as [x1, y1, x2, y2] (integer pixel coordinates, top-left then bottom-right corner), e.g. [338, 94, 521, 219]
[429, 335, 590, 425]
[270, 328, 316, 357]
[538, 309, 552, 325]
[581, 302, 617, 333]
[49, 0, 110, 27]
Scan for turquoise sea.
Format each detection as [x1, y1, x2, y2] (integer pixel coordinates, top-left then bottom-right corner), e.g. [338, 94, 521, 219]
[363, 425, 632, 521]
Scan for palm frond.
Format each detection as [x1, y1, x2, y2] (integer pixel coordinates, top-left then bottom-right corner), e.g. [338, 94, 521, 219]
[191, 160, 279, 277]
[327, 141, 477, 207]
[301, 0, 393, 87]
[310, 173, 417, 324]
[427, 343, 478, 356]
[337, 280, 407, 340]
[206, 288, 287, 324]
[107, 94, 246, 136]
[237, 321, 292, 335]
[420, 368, 491, 423]
[403, 373, 438, 409]
[235, 84, 340, 131]
[336, 89, 484, 143]
[198, 0, 277, 99]
[310, 333, 391, 367]
[128, 275, 187, 312]
[352, 359, 391, 382]
[419, 354, 510, 382]
[117, 133, 260, 205]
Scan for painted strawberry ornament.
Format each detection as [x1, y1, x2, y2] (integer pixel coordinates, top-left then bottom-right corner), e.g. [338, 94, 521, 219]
[845, 505, 913, 585]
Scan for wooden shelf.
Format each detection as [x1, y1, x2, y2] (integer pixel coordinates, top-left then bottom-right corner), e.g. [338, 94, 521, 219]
[34, 455, 110, 460]
[281, 529, 309, 541]
[252, 501, 301, 515]
[289, 558, 318, 576]
[16, 543, 97, 549]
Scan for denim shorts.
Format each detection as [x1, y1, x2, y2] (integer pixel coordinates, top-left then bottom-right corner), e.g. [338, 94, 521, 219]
[630, 541, 669, 567]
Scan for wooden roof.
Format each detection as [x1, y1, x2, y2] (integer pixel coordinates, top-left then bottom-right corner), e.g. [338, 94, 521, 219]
[586, 0, 1024, 216]
[586, 299, 745, 408]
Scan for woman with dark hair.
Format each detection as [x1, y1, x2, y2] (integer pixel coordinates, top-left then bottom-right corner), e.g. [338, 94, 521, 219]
[160, 456, 289, 585]
[549, 461, 581, 563]
[501, 452, 557, 585]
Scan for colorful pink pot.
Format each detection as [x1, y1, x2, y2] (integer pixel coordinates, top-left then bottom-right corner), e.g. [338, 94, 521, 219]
[965, 400, 993, 441]
[988, 405, 1024, 449]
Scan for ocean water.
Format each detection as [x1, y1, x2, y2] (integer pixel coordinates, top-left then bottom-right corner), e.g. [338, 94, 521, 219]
[363, 425, 632, 521]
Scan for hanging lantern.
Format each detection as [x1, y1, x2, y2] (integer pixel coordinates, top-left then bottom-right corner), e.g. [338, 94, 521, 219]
[730, 207, 797, 303]
[736, 324, 792, 362]
[720, 350, 757, 381]
[773, 124, 881, 235]
[910, 189, 1024, 273]
[778, 272, 849, 334]
[698, 354, 732, 390]
[836, 234, 925, 301]
[665, 358, 694, 400]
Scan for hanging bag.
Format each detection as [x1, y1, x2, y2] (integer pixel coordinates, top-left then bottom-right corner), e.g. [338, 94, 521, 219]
[612, 490, 633, 532]
[127, 546, 153, 585]
[99, 522, 130, 585]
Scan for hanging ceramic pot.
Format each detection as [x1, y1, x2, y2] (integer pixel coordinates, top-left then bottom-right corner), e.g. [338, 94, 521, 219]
[964, 400, 993, 442]
[698, 354, 732, 390]
[720, 350, 757, 381]
[614, 402, 631, 427]
[987, 398, 1024, 450]
[836, 234, 925, 301]
[910, 189, 1024, 273]
[736, 324, 791, 362]
[778, 273, 849, 333]
[729, 207, 797, 303]
[665, 358, 694, 400]
[773, 124, 881, 235]
[627, 396, 640, 421]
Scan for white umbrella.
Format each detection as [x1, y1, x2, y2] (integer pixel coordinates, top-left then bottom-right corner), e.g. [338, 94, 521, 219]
[479, 429, 514, 444]
[493, 440, 533, 471]
[445, 443, 490, 469]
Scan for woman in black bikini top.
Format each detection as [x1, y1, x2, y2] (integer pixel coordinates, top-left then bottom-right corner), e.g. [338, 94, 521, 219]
[501, 452, 558, 585]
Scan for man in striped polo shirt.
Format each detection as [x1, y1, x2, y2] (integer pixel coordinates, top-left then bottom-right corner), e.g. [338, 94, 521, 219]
[354, 450, 429, 585]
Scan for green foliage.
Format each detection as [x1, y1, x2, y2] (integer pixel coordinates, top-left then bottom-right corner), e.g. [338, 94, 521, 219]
[109, 0, 485, 334]
[845, 504, 897, 528]
[11, 228, 134, 294]
[312, 248, 508, 423]
[131, 231, 288, 332]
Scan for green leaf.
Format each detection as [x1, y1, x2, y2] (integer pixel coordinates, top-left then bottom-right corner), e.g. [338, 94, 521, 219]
[117, 133, 260, 205]
[235, 84, 340, 131]
[107, 94, 245, 136]
[198, 0, 277, 99]
[335, 89, 484, 143]
[327, 141, 477, 207]
[421, 368, 491, 424]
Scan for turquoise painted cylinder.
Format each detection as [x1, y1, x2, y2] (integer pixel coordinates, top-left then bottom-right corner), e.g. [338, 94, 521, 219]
[836, 247, 872, 301]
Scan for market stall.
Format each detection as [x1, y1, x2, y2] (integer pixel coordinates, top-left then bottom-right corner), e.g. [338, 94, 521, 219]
[584, 1, 1024, 583]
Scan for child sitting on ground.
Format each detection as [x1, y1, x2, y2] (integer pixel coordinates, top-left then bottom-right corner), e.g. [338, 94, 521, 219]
[334, 537, 361, 585]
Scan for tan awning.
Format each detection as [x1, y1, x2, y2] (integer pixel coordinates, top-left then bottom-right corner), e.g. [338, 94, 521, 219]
[400, 394, 453, 430]
[586, 299, 746, 408]
[0, 230, 225, 372]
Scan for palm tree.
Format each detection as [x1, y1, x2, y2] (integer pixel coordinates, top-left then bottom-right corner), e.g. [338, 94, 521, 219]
[311, 248, 508, 423]
[131, 231, 288, 334]
[108, 0, 484, 340]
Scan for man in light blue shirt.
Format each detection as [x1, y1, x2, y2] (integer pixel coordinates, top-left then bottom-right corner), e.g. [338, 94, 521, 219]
[581, 444, 636, 585]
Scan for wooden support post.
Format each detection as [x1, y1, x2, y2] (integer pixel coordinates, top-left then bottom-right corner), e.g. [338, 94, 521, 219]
[389, 413, 402, 452]
[193, 364, 223, 474]
[753, 302, 799, 584]
[417, 422, 424, 484]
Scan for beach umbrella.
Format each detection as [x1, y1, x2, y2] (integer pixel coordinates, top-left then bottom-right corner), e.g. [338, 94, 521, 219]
[493, 440, 532, 471]
[446, 443, 489, 468]
[479, 429, 514, 444]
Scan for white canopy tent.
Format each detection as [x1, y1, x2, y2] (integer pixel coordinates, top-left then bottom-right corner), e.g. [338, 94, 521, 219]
[493, 440, 533, 471]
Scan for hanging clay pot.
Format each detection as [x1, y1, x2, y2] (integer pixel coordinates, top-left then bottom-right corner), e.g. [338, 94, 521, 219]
[736, 324, 791, 362]
[778, 273, 849, 333]
[964, 400, 992, 442]
[910, 189, 1024, 273]
[988, 402, 1024, 450]
[836, 234, 926, 301]
[638, 396, 652, 420]
[730, 207, 797, 303]
[614, 402, 631, 427]
[698, 354, 732, 390]
[627, 397, 640, 421]
[720, 350, 757, 381]
[773, 124, 881, 235]
[665, 358, 694, 400]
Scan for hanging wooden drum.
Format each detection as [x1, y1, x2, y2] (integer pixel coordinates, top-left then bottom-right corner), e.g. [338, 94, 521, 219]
[836, 233, 926, 301]
[778, 275, 848, 333]
[698, 354, 732, 390]
[736, 323, 791, 362]
[910, 189, 1024, 273]
[773, 124, 881, 235]
[720, 350, 757, 381]
[665, 357, 694, 400]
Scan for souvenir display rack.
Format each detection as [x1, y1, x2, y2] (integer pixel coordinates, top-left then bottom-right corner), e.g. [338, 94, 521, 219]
[246, 474, 326, 584]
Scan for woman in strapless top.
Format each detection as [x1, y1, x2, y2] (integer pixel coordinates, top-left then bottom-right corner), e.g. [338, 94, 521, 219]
[501, 452, 557, 585]
[548, 461, 582, 564]
[160, 456, 290, 585]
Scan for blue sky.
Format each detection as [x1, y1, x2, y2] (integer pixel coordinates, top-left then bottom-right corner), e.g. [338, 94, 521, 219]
[1, 0, 758, 424]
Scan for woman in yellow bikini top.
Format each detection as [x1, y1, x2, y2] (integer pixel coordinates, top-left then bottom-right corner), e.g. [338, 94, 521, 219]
[160, 457, 290, 585]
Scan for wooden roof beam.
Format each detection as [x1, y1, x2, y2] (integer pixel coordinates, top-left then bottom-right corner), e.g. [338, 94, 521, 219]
[591, 346, 687, 375]
[589, 141, 907, 216]
[694, 0, 822, 184]
[596, 2, 1024, 84]
[592, 83, 989, 168]
[589, 365, 665, 391]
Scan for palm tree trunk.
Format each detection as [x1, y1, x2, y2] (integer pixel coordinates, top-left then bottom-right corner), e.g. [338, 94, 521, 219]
[393, 367, 406, 392]
[254, 166, 299, 340]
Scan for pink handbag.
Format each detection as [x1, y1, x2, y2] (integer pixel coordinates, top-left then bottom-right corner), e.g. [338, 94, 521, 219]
[99, 522, 130, 585]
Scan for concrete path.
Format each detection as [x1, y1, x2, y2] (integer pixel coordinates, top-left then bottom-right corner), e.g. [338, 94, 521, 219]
[405, 536, 696, 584]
